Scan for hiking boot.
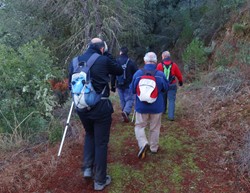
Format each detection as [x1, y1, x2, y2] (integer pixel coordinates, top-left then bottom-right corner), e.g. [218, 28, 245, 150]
[94, 175, 111, 191]
[122, 111, 129, 123]
[138, 143, 149, 159]
[83, 168, 92, 178]
[168, 118, 174, 121]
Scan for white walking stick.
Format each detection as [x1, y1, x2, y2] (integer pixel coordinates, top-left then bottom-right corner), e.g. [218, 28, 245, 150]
[131, 110, 135, 123]
[58, 101, 74, 157]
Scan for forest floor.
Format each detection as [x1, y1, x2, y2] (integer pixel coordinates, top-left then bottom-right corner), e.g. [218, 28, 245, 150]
[1, 83, 250, 193]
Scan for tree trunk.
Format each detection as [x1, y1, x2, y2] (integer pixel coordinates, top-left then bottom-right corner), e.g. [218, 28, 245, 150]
[93, 0, 102, 37]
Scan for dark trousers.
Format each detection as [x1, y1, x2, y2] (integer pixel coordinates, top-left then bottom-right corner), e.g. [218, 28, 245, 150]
[78, 111, 112, 184]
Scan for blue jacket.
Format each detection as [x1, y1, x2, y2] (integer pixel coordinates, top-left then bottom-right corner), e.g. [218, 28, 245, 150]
[131, 64, 169, 114]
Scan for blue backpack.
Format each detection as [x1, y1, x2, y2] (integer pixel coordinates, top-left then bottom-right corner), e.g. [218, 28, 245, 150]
[71, 53, 106, 111]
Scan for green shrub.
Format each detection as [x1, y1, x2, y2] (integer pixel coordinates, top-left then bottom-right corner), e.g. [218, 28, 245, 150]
[48, 119, 63, 144]
[182, 39, 207, 80]
[232, 23, 248, 35]
[0, 40, 61, 141]
[236, 41, 250, 65]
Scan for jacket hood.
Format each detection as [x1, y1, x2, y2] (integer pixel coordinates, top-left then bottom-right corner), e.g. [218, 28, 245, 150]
[144, 64, 157, 70]
[163, 58, 172, 65]
[87, 46, 103, 55]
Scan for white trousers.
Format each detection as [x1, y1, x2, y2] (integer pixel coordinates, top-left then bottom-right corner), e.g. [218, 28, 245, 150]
[134, 112, 162, 152]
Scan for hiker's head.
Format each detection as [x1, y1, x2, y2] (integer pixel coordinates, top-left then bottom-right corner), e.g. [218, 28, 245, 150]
[162, 51, 171, 60]
[144, 52, 157, 64]
[88, 38, 108, 54]
[120, 46, 128, 55]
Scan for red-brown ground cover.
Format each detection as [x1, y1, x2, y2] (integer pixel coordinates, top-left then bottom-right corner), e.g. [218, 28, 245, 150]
[1, 85, 249, 193]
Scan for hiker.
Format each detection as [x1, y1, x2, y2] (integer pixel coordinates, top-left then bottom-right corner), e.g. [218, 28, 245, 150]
[131, 52, 168, 159]
[68, 38, 123, 191]
[111, 46, 138, 123]
[156, 51, 183, 121]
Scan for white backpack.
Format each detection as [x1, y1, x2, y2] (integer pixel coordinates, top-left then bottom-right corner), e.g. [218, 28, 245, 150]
[136, 69, 158, 103]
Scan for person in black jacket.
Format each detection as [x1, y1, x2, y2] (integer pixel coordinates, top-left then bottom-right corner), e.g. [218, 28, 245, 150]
[68, 38, 123, 191]
[111, 47, 138, 123]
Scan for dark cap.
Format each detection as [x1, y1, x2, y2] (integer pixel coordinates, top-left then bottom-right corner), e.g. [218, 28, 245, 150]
[120, 46, 128, 55]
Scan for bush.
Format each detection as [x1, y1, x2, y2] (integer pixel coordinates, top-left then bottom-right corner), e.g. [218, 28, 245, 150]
[236, 41, 250, 65]
[48, 118, 63, 144]
[182, 39, 207, 81]
[0, 40, 62, 142]
[232, 23, 248, 35]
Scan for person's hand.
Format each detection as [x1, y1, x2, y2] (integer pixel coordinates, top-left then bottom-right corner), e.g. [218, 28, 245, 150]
[179, 81, 183, 86]
[111, 86, 116, 92]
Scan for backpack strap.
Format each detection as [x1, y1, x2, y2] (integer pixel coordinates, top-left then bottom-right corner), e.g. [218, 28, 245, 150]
[83, 53, 100, 80]
[123, 58, 130, 68]
[85, 53, 107, 95]
[87, 53, 109, 96]
[72, 57, 79, 71]
[121, 58, 130, 79]
[85, 53, 100, 72]
[72, 53, 100, 73]
[162, 62, 173, 81]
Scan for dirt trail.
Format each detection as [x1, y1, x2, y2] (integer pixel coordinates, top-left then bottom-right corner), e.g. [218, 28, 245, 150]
[0, 88, 249, 193]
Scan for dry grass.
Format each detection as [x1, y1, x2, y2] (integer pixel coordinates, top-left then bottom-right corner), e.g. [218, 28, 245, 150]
[180, 64, 250, 190]
[0, 142, 60, 193]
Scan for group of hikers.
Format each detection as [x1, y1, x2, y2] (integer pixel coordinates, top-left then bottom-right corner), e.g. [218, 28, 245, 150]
[68, 37, 183, 191]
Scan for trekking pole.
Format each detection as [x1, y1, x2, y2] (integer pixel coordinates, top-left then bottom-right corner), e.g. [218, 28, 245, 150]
[57, 101, 74, 157]
[131, 110, 135, 123]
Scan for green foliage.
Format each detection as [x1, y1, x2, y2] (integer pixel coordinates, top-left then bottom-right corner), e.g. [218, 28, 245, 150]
[0, 0, 50, 48]
[236, 41, 250, 65]
[169, 165, 183, 188]
[233, 23, 248, 34]
[179, 14, 194, 44]
[161, 135, 184, 155]
[109, 163, 145, 192]
[0, 40, 61, 139]
[1, 0, 247, 69]
[48, 119, 63, 144]
[182, 39, 207, 79]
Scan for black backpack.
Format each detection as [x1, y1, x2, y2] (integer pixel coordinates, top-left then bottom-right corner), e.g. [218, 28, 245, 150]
[116, 59, 130, 86]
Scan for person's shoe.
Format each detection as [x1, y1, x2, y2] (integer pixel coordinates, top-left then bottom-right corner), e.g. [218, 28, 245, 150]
[138, 143, 149, 159]
[168, 118, 174, 121]
[122, 111, 129, 123]
[83, 168, 92, 178]
[94, 175, 111, 191]
[150, 149, 158, 154]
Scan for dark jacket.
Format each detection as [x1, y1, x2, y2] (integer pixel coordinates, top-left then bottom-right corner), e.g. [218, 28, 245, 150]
[68, 45, 123, 118]
[111, 54, 138, 90]
[131, 64, 169, 114]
